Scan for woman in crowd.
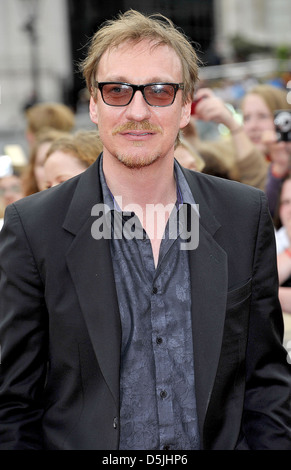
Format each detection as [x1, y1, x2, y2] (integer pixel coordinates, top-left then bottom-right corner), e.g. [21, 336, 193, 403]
[184, 83, 291, 196]
[21, 128, 69, 196]
[44, 130, 103, 188]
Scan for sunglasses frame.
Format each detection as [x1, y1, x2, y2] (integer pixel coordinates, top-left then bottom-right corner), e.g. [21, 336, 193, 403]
[93, 81, 184, 107]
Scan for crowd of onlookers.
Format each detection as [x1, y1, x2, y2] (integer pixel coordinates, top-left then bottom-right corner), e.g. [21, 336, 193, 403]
[0, 102, 103, 224]
[1, 77, 291, 313]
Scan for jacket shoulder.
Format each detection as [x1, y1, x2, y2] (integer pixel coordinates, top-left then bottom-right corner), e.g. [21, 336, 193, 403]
[9, 158, 101, 228]
[12, 175, 80, 221]
[183, 168, 264, 202]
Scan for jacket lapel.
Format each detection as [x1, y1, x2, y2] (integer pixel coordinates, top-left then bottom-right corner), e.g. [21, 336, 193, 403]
[183, 168, 228, 440]
[63, 158, 121, 406]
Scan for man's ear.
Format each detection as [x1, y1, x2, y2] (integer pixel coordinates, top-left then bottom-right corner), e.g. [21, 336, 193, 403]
[89, 96, 99, 125]
[180, 99, 192, 130]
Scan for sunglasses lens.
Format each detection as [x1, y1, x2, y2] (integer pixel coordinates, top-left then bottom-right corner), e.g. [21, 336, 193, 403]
[144, 84, 176, 106]
[102, 84, 133, 106]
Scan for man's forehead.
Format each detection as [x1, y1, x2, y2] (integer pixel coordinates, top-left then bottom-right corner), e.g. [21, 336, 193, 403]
[97, 39, 182, 78]
[102, 39, 175, 60]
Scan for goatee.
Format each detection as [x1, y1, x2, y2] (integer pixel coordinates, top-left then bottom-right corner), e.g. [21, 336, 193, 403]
[115, 151, 161, 169]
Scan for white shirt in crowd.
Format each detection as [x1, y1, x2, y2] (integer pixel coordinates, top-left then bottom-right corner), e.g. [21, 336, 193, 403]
[275, 226, 289, 254]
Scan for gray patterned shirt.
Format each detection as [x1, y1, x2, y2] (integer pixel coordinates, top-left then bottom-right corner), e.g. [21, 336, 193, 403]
[99, 156, 200, 450]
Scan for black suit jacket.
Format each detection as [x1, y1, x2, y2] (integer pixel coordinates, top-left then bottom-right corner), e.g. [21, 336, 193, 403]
[0, 157, 290, 450]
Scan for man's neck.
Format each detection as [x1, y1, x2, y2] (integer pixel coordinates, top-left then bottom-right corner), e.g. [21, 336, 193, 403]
[102, 152, 177, 210]
[102, 151, 177, 268]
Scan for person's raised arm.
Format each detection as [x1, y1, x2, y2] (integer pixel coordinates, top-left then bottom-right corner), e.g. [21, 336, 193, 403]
[194, 88, 256, 162]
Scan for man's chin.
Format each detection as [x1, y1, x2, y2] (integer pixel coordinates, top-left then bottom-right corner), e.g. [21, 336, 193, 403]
[116, 153, 161, 169]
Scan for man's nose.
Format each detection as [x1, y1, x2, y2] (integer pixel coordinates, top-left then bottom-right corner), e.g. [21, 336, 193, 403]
[124, 90, 151, 121]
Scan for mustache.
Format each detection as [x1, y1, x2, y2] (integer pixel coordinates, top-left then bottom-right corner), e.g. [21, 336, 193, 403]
[112, 120, 163, 135]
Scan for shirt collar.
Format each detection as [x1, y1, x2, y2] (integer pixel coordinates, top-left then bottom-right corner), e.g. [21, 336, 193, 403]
[99, 153, 196, 213]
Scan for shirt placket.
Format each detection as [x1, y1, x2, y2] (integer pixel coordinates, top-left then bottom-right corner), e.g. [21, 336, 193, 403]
[150, 283, 175, 448]
[149, 234, 179, 449]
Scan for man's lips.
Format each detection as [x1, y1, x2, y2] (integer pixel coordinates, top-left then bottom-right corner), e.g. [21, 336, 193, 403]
[123, 131, 154, 136]
[120, 131, 155, 142]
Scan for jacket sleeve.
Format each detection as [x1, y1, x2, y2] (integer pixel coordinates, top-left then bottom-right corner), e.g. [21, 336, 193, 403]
[0, 203, 48, 449]
[238, 192, 291, 449]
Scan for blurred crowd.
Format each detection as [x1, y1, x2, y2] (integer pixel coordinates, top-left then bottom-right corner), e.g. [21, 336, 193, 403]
[1, 74, 291, 313]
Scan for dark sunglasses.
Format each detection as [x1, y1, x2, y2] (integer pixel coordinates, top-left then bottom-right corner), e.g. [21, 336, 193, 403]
[93, 81, 184, 107]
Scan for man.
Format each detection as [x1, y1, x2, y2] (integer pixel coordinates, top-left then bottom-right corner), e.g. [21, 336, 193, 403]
[0, 10, 290, 450]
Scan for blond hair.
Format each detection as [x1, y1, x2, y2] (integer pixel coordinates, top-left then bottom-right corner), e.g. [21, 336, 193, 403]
[46, 131, 103, 167]
[26, 102, 75, 135]
[241, 84, 291, 113]
[22, 128, 69, 196]
[80, 9, 200, 103]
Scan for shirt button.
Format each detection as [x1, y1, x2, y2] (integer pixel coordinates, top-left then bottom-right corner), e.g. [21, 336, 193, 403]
[156, 336, 163, 345]
[152, 286, 158, 294]
[160, 390, 167, 399]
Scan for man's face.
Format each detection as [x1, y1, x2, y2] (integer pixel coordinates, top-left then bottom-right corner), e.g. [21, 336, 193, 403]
[90, 40, 191, 169]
